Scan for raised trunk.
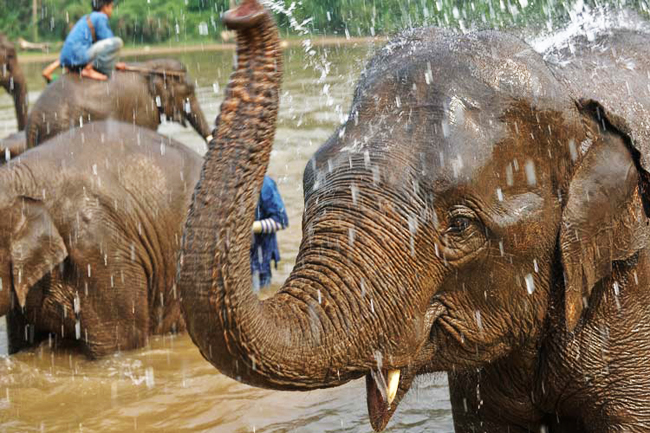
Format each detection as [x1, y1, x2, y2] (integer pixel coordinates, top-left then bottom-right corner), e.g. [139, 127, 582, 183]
[179, 0, 379, 390]
[185, 94, 213, 140]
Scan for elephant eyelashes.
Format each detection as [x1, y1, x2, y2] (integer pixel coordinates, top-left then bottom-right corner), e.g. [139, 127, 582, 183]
[447, 216, 471, 234]
[444, 206, 478, 235]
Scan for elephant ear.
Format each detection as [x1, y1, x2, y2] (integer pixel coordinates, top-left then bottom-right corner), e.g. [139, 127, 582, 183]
[10, 197, 68, 308]
[148, 71, 186, 125]
[560, 113, 648, 332]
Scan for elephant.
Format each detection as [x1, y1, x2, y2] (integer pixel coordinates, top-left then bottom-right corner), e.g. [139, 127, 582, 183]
[177, 1, 650, 432]
[25, 58, 214, 148]
[0, 130, 26, 162]
[0, 120, 201, 358]
[0, 33, 28, 131]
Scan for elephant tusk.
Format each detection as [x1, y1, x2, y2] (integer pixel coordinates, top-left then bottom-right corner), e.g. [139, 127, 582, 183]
[387, 369, 400, 405]
[205, 134, 214, 142]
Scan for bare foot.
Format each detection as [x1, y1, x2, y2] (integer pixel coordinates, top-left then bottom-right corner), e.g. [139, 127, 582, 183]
[80, 65, 107, 81]
[115, 62, 127, 71]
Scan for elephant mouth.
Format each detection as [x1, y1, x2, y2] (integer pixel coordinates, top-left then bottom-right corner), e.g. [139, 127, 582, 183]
[366, 367, 415, 431]
[365, 301, 447, 431]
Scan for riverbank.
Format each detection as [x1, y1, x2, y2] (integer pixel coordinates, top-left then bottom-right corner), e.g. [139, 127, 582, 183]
[17, 35, 387, 64]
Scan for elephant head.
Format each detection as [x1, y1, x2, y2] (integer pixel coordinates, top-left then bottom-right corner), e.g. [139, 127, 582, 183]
[0, 194, 68, 317]
[0, 33, 28, 131]
[178, 2, 649, 431]
[145, 59, 213, 140]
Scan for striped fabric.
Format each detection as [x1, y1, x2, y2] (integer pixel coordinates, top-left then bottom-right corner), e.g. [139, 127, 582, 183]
[258, 218, 284, 233]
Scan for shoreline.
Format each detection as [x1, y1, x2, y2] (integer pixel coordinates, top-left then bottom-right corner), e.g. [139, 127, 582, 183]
[17, 36, 387, 64]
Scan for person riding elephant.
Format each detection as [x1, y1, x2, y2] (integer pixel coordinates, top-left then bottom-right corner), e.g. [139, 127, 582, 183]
[25, 58, 214, 148]
[0, 33, 28, 132]
[177, 1, 650, 432]
[0, 120, 202, 358]
[61, 0, 124, 81]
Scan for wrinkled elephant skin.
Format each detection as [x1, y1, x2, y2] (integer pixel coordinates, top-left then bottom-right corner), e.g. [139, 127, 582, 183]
[178, 1, 650, 431]
[0, 33, 28, 131]
[25, 59, 213, 148]
[0, 120, 202, 358]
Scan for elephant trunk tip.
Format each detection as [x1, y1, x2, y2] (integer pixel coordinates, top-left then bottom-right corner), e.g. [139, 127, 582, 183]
[223, 0, 267, 30]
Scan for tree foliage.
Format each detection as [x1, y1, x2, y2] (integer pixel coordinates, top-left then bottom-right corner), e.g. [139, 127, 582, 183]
[0, 0, 648, 44]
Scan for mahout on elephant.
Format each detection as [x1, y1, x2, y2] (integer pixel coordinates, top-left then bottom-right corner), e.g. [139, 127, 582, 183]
[176, 1, 650, 432]
[25, 58, 213, 148]
[0, 120, 202, 358]
[0, 33, 28, 132]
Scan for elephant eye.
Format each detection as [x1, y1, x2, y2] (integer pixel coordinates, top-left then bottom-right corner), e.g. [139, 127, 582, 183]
[447, 216, 471, 234]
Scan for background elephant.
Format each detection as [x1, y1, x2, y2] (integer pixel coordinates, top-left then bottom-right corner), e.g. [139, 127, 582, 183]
[0, 120, 201, 358]
[178, 2, 650, 432]
[0, 130, 25, 162]
[25, 58, 213, 148]
[0, 33, 28, 131]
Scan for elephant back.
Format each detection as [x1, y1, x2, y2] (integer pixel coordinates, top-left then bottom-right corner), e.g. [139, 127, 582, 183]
[26, 74, 112, 148]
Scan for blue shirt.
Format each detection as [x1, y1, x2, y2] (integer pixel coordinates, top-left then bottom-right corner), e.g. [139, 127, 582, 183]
[250, 176, 289, 278]
[60, 12, 114, 67]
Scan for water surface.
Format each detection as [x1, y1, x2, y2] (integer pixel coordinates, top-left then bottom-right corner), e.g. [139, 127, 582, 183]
[0, 44, 454, 432]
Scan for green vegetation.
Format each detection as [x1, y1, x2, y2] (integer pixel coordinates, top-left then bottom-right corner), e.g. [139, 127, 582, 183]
[0, 0, 648, 45]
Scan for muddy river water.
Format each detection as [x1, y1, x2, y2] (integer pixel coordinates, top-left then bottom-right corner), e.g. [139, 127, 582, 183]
[0, 44, 454, 431]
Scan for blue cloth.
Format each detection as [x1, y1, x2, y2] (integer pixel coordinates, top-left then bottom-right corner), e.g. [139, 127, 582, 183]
[251, 176, 288, 289]
[60, 12, 115, 67]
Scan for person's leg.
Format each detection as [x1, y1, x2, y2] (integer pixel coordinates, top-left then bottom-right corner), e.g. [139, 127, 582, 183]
[258, 271, 272, 289]
[80, 63, 108, 81]
[86, 37, 124, 77]
[42, 59, 61, 83]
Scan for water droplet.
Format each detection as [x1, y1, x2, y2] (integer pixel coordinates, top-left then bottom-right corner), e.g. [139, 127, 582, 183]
[568, 139, 578, 161]
[350, 184, 358, 205]
[525, 273, 535, 294]
[475, 310, 483, 332]
[506, 163, 514, 186]
[145, 367, 155, 389]
[525, 160, 537, 186]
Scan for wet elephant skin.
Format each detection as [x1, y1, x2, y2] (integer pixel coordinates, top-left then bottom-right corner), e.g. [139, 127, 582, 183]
[25, 58, 213, 148]
[0, 120, 202, 358]
[0, 130, 26, 162]
[178, 1, 650, 431]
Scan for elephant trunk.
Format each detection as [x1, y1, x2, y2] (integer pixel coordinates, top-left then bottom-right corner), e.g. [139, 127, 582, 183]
[7, 62, 28, 131]
[185, 94, 213, 141]
[179, 0, 380, 390]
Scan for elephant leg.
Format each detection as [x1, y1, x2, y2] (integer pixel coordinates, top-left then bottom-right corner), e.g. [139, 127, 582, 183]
[448, 372, 543, 433]
[72, 265, 150, 359]
[6, 308, 48, 354]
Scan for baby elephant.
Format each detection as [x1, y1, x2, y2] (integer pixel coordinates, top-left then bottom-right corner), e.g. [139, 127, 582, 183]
[0, 120, 201, 358]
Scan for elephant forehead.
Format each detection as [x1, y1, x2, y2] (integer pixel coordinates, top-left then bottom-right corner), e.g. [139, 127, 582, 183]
[421, 114, 509, 188]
